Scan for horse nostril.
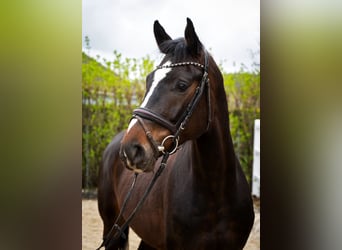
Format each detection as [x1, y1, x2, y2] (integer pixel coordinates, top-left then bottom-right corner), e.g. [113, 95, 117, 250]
[132, 143, 144, 159]
[124, 143, 145, 166]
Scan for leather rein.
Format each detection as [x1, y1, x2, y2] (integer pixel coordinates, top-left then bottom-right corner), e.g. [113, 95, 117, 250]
[96, 51, 210, 249]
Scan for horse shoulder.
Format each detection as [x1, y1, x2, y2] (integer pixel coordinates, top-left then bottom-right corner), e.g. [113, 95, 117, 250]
[97, 131, 126, 229]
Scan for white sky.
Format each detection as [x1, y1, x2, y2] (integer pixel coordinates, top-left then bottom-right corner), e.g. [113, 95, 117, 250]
[82, 0, 259, 72]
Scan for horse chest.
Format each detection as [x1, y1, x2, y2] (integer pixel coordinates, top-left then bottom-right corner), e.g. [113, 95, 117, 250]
[169, 193, 229, 232]
[163, 178, 249, 247]
[167, 207, 240, 249]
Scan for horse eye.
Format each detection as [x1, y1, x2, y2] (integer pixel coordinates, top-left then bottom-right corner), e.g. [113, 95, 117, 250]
[176, 81, 189, 91]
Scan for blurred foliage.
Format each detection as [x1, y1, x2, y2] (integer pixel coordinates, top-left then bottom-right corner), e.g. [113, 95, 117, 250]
[82, 44, 259, 188]
[82, 49, 153, 188]
[223, 65, 260, 183]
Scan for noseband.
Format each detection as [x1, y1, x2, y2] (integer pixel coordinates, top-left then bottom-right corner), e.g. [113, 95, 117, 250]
[133, 50, 211, 156]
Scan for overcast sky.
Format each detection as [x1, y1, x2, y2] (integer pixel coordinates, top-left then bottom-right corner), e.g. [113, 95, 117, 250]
[82, 0, 259, 72]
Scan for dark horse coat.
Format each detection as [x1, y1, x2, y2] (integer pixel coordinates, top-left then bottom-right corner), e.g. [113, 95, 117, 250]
[98, 18, 254, 250]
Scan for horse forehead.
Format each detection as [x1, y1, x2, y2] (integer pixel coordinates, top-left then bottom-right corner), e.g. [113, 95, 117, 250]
[140, 61, 172, 108]
[126, 61, 172, 133]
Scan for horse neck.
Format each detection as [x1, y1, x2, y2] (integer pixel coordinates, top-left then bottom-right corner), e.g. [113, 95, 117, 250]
[191, 75, 238, 190]
[194, 116, 237, 179]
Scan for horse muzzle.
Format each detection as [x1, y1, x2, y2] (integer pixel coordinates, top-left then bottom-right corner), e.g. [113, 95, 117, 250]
[119, 141, 156, 173]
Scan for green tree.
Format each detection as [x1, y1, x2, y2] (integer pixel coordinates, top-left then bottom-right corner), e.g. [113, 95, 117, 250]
[223, 67, 260, 184]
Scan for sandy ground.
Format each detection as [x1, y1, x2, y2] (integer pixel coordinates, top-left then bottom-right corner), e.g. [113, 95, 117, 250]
[82, 198, 260, 250]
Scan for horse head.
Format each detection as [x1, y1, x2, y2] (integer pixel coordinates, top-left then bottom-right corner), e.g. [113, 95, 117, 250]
[119, 18, 213, 173]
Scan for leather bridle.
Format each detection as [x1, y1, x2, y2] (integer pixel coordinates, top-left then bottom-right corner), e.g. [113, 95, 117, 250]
[133, 50, 211, 156]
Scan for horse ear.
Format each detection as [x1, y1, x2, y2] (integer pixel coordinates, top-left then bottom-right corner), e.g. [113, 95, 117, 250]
[184, 18, 202, 56]
[154, 20, 172, 52]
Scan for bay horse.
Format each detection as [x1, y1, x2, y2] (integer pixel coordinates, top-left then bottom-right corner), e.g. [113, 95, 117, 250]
[98, 18, 254, 250]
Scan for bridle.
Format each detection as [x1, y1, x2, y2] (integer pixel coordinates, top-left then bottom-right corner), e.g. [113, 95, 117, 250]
[133, 50, 211, 157]
[96, 50, 211, 250]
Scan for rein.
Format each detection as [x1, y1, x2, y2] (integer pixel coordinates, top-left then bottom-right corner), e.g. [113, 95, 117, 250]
[96, 51, 210, 250]
[96, 153, 170, 250]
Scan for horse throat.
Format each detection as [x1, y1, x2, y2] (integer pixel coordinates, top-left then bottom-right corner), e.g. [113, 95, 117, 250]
[192, 95, 238, 188]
